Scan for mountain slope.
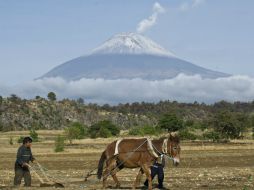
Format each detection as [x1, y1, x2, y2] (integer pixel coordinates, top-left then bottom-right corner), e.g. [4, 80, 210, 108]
[41, 33, 229, 80]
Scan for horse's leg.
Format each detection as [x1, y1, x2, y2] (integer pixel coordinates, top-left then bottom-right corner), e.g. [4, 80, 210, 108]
[111, 172, 120, 188]
[102, 160, 112, 189]
[142, 164, 152, 190]
[103, 159, 121, 188]
[110, 162, 121, 188]
[133, 168, 143, 189]
[102, 166, 109, 189]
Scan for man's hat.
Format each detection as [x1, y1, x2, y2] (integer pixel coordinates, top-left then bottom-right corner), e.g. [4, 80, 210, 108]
[23, 136, 33, 144]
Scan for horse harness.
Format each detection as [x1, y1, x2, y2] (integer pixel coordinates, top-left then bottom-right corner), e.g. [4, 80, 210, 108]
[113, 138, 170, 159]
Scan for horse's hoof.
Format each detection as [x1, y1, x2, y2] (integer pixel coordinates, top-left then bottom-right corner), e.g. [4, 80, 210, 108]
[116, 184, 121, 188]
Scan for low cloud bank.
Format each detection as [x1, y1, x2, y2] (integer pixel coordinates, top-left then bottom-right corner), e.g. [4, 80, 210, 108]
[1, 74, 254, 104]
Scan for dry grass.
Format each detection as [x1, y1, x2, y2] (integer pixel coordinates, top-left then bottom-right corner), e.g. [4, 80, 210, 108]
[0, 130, 253, 189]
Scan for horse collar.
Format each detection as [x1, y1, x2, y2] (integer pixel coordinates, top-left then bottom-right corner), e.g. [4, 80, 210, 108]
[162, 138, 168, 154]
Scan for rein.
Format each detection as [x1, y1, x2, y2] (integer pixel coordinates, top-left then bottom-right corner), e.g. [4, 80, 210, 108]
[151, 139, 174, 161]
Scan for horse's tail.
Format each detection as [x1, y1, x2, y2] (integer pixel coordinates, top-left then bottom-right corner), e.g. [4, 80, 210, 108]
[97, 150, 107, 179]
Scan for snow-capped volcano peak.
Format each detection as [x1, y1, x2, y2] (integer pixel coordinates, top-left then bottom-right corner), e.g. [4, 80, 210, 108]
[41, 32, 229, 81]
[91, 32, 176, 57]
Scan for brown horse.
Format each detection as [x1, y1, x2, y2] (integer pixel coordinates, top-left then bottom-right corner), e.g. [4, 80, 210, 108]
[97, 134, 180, 189]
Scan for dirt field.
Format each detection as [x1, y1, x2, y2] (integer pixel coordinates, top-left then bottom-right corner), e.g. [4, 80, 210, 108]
[0, 131, 253, 190]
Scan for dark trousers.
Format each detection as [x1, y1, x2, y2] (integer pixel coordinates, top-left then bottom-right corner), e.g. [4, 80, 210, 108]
[14, 163, 31, 186]
[144, 163, 164, 188]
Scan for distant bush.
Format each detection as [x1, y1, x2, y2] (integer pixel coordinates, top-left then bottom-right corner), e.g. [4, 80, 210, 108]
[0, 122, 3, 131]
[17, 136, 24, 143]
[65, 122, 88, 144]
[129, 125, 161, 136]
[89, 120, 120, 138]
[129, 127, 144, 136]
[29, 129, 39, 142]
[184, 119, 194, 128]
[179, 129, 198, 140]
[158, 113, 184, 132]
[203, 131, 221, 142]
[211, 111, 249, 139]
[98, 127, 112, 138]
[47, 92, 56, 101]
[54, 135, 65, 152]
[9, 137, 13, 145]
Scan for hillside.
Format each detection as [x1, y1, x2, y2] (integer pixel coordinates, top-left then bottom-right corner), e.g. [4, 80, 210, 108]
[0, 96, 156, 131]
[1, 95, 254, 132]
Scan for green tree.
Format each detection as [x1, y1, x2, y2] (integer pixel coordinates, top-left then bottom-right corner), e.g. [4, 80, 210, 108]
[251, 115, 254, 139]
[77, 97, 84, 104]
[179, 129, 198, 140]
[212, 111, 248, 139]
[47, 92, 56, 101]
[0, 95, 3, 104]
[54, 135, 65, 152]
[64, 122, 87, 144]
[158, 113, 184, 132]
[29, 128, 39, 142]
[203, 131, 221, 142]
[98, 127, 112, 138]
[8, 94, 21, 103]
[88, 120, 120, 138]
[128, 126, 144, 136]
[128, 125, 161, 136]
[35, 95, 41, 100]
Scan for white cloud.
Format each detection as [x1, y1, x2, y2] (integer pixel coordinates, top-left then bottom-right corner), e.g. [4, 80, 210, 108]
[1, 74, 254, 105]
[137, 2, 165, 34]
[180, 0, 205, 11]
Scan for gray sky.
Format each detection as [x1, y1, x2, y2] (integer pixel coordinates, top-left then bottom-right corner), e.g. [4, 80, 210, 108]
[0, 0, 253, 85]
[0, 0, 254, 104]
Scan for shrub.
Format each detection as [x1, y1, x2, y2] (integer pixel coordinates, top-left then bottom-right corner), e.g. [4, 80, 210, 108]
[9, 137, 13, 145]
[17, 136, 24, 143]
[47, 92, 56, 101]
[211, 111, 249, 139]
[65, 122, 87, 144]
[184, 119, 194, 128]
[54, 135, 65, 152]
[29, 129, 39, 142]
[203, 131, 221, 142]
[89, 120, 120, 138]
[128, 126, 144, 136]
[158, 113, 184, 132]
[98, 127, 112, 138]
[71, 122, 87, 139]
[179, 130, 198, 140]
[128, 125, 161, 136]
[142, 125, 158, 135]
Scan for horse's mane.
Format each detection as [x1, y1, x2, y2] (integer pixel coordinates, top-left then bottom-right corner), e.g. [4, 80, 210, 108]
[171, 135, 180, 143]
[158, 134, 180, 143]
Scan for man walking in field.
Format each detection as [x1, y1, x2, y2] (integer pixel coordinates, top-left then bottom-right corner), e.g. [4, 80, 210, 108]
[14, 136, 35, 187]
[144, 154, 166, 189]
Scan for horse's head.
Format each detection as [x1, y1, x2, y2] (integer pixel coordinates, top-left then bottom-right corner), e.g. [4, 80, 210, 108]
[167, 133, 181, 166]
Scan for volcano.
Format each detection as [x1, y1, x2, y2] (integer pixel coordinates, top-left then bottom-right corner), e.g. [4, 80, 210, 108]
[41, 32, 229, 80]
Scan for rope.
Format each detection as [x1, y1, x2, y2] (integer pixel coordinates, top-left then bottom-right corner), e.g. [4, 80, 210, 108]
[102, 139, 148, 181]
[151, 142, 174, 161]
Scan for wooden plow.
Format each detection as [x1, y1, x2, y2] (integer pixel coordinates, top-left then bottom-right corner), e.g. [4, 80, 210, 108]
[28, 162, 64, 188]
